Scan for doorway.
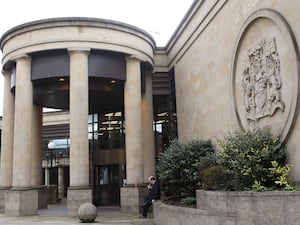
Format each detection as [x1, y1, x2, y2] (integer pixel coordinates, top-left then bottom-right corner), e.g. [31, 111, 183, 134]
[94, 165, 120, 205]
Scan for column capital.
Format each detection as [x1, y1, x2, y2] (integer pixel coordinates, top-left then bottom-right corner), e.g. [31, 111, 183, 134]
[11, 54, 31, 62]
[1, 69, 11, 76]
[126, 55, 143, 63]
[145, 69, 154, 75]
[68, 47, 91, 55]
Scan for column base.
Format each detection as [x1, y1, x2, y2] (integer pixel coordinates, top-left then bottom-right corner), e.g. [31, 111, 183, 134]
[37, 186, 48, 209]
[120, 186, 148, 213]
[0, 187, 10, 213]
[67, 186, 92, 217]
[46, 185, 58, 204]
[5, 188, 38, 216]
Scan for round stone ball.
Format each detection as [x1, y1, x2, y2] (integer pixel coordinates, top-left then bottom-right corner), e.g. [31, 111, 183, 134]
[78, 202, 97, 223]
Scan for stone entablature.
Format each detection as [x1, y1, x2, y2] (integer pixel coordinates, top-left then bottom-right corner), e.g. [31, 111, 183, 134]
[0, 17, 156, 67]
[43, 110, 69, 126]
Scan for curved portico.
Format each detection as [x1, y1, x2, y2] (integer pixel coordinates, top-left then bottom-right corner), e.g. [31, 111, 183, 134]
[0, 17, 156, 216]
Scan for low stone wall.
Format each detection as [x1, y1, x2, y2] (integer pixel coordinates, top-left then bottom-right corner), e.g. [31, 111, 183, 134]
[153, 201, 235, 225]
[196, 190, 300, 225]
[154, 191, 300, 225]
[120, 186, 148, 213]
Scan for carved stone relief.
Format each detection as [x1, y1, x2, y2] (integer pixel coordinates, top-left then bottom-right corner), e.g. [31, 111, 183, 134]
[232, 9, 299, 142]
[241, 37, 285, 122]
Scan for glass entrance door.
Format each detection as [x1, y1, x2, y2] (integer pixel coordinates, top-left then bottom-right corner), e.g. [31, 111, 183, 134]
[95, 165, 120, 205]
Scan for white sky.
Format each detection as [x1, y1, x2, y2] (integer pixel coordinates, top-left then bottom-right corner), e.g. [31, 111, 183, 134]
[0, 0, 194, 116]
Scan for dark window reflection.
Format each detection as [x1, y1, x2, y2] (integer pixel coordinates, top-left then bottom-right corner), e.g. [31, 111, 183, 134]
[89, 111, 125, 150]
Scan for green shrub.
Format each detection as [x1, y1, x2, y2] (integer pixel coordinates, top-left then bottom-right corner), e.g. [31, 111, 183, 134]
[217, 128, 291, 191]
[199, 164, 233, 190]
[180, 197, 196, 207]
[157, 139, 216, 197]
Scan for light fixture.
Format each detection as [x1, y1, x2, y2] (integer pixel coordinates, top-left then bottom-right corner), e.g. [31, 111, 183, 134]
[59, 78, 65, 82]
[110, 80, 116, 84]
[48, 141, 56, 149]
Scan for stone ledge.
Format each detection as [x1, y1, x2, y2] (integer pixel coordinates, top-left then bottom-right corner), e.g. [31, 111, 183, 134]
[153, 201, 235, 225]
[196, 190, 300, 225]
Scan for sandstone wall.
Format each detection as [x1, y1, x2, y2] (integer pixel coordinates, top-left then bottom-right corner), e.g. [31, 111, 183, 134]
[170, 0, 300, 180]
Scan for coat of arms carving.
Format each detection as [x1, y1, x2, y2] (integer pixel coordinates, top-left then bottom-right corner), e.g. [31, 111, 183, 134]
[241, 37, 285, 121]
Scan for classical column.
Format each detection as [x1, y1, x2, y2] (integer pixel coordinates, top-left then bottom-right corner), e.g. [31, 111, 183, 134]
[31, 105, 43, 187]
[142, 70, 155, 181]
[67, 48, 91, 217]
[58, 166, 65, 200]
[12, 56, 33, 187]
[31, 105, 46, 209]
[45, 168, 50, 186]
[121, 56, 146, 213]
[124, 56, 143, 185]
[0, 70, 15, 188]
[5, 55, 38, 216]
[0, 70, 15, 211]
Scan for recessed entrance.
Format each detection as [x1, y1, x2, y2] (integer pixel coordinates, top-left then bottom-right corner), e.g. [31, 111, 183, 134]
[94, 165, 121, 205]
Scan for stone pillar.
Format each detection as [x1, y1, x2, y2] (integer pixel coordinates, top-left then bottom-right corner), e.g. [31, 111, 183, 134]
[30, 105, 43, 187]
[121, 56, 144, 213]
[142, 70, 155, 181]
[12, 56, 32, 187]
[45, 168, 50, 186]
[67, 48, 92, 217]
[124, 56, 144, 184]
[44, 167, 57, 205]
[30, 105, 46, 208]
[0, 70, 15, 211]
[5, 55, 38, 216]
[58, 166, 65, 200]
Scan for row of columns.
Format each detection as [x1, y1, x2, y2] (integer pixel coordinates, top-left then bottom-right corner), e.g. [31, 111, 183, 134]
[44, 167, 65, 201]
[1, 57, 44, 189]
[0, 49, 155, 216]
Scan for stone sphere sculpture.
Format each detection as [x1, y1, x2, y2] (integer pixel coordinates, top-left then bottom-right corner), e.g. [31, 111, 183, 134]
[78, 202, 97, 223]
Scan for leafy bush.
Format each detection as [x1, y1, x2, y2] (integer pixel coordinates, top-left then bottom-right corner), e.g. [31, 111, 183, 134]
[180, 197, 196, 207]
[157, 139, 216, 197]
[199, 164, 232, 190]
[217, 128, 292, 191]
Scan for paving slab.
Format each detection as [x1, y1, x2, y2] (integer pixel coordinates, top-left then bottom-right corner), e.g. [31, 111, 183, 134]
[0, 204, 154, 225]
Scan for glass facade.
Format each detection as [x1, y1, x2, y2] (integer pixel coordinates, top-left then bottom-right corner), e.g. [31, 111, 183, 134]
[40, 71, 177, 205]
[153, 96, 177, 155]
[89, 111, 125, 151]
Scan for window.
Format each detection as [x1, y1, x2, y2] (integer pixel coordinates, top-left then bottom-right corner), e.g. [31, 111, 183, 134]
[89, 111, 125, 150]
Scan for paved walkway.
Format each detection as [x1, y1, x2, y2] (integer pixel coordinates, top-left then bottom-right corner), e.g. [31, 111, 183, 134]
[0, 204, 154, 225]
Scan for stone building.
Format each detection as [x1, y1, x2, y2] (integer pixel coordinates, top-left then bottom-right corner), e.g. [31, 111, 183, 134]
[0, 0, 299, 217]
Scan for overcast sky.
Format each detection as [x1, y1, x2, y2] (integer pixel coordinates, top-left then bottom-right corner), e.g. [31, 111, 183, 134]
[0, 0, 194, 116]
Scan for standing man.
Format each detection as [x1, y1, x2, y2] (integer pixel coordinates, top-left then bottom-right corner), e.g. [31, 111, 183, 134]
[141, 176, 160, 218]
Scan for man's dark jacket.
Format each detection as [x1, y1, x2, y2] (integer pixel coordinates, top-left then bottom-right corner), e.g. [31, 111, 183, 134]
[142, 180, 161, 217]
[149, 180, 160, 201]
